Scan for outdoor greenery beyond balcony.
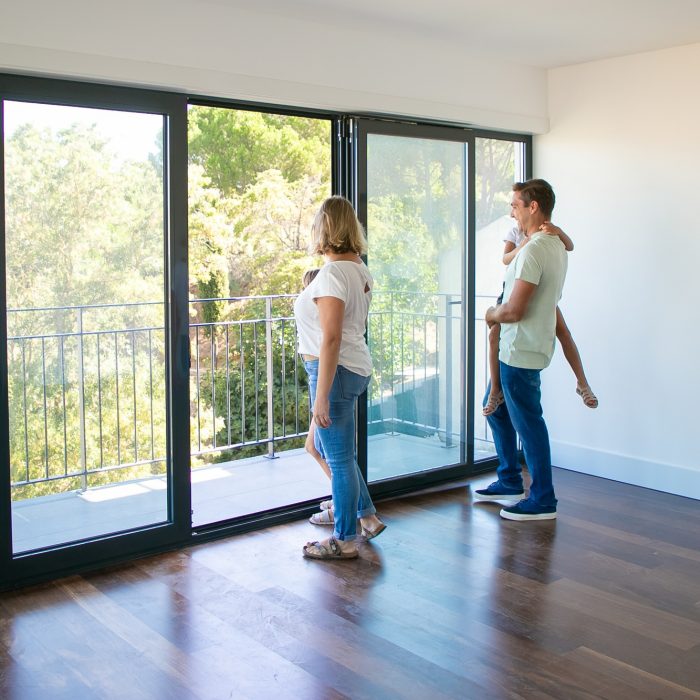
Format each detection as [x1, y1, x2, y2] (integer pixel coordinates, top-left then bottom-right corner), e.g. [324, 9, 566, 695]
[3, 98, 513, 556]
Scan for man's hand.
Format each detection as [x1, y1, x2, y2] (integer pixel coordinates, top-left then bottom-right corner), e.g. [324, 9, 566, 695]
[487, 280, 537, 324]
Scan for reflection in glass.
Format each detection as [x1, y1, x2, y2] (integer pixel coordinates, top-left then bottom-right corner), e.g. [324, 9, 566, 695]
[4, 101, 167, 552]
[366, 134, 466, 481]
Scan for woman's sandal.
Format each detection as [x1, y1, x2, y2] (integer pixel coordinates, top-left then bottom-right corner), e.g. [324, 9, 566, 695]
[309, 509, 334, 525]
[482, 391, 504, 416]
[576, 385, 599, 409]
[360, 520, 387, 540]
[303, 537, 358, 560]
[319, 499, 333, 511]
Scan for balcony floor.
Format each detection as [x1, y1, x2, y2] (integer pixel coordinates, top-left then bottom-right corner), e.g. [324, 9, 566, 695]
[11, 434, 496, 553]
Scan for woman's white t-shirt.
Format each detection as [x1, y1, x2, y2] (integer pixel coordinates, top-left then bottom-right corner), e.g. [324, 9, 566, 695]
[294, 260, 373, 377]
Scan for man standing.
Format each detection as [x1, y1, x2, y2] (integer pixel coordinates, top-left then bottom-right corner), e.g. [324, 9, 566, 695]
[476, 179, 567, 521]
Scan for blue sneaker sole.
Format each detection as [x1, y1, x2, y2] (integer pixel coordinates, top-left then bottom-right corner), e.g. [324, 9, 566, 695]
[499, 508, 557, 521]
[473, 491, 524, 502]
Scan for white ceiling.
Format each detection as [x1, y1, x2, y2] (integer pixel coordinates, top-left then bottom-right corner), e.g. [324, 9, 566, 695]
[219, 0, 700, 68]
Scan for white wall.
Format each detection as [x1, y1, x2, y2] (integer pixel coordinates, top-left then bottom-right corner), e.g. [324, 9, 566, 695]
[537, 43, 700, 499]
[0, 0, 547, 133]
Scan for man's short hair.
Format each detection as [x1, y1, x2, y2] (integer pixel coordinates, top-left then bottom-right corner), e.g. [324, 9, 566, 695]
[513, 179, 555, 219]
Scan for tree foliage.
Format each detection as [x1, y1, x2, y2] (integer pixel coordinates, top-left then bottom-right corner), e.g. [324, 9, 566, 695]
[5, 119, 168, 498]
[475, 137, 518, 230]
[188, 108, 329, 197]
[187, 108, 330, 461]
[187, 107, 330, 302]
[6, 106, 518, 500]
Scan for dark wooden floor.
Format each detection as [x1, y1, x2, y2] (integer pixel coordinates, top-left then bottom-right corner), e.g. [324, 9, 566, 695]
[2, 467, 700, 699]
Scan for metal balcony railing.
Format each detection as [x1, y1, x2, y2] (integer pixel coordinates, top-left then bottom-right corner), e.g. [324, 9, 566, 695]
[7, 292, 495, 495]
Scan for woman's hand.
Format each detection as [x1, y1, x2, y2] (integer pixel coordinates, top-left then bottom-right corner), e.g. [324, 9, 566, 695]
[313, 396, 332, 427]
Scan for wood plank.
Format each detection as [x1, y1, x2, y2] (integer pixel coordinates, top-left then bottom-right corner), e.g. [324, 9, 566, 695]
[565, 646, 700, 700]
[543, 577, 700, 650]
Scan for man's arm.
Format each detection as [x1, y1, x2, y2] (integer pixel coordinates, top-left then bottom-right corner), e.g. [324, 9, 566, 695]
[485, 279, 537, 326]
[502, 237, 529, 265]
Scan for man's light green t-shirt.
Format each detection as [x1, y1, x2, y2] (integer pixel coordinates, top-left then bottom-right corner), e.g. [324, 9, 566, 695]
[499, 233, 568, 370]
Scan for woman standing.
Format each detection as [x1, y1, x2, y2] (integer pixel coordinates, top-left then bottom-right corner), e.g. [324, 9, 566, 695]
[294, 196, 386, 560]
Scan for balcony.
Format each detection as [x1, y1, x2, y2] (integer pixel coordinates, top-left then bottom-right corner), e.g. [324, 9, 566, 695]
[7, 293, 496, 553]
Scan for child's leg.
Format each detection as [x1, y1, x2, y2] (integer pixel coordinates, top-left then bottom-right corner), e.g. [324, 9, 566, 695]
[555, 307, 598, 408]
[488, 323, 502, 394]
[483, 323, 504, 416]
[306, 421, 332, 480]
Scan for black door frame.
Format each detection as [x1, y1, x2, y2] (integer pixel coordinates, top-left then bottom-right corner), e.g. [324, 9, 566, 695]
[351, 119, 531, 500]
[352, 118, 475, 498]
[0, 74, 190, 588]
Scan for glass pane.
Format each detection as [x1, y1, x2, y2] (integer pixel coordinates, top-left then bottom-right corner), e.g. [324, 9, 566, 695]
[4, 101, 167, 552]
[186, 106, 332, 526]
[366, 133, 466, 481]
[474, 138, 526, 461]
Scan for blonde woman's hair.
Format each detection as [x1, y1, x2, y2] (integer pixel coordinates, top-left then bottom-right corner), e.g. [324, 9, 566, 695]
[309, 196, 367, 256]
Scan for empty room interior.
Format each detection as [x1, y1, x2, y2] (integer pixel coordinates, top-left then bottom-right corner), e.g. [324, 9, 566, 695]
[1, 1, 700, 698]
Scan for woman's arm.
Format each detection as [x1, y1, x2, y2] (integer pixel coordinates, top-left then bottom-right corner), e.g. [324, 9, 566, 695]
[312, 296, 344, 428]
[540, 222, 574, 251]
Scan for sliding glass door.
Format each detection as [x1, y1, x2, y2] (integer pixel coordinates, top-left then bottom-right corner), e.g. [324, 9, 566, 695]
[473, 136, 528, 463]
[186, 104, 334, 527]
[356, 120, 470, 484]
[0, 76, 188, 582]
[355, 122, 530, 485]
[0, 72, 529, 588]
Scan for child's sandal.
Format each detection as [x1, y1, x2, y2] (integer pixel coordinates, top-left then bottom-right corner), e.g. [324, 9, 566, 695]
[309, 509, 334, 525]
[576, 385, 598, 409]
[483, 391, 504, 416]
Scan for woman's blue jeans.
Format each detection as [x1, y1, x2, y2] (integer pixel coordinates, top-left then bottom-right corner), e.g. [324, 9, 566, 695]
[484, 361, 557, 509]
[304, 360, 376, 541]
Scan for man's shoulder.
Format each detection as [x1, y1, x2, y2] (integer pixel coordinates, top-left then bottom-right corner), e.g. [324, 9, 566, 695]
[527, 234, 566, 259]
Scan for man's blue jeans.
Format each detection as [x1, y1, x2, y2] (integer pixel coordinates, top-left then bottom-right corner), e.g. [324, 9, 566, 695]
[304, 360, 376, 541]
[484, 361, 557, 509]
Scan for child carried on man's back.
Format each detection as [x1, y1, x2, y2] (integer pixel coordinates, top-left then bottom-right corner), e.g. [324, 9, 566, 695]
[483, 222, 598, 416]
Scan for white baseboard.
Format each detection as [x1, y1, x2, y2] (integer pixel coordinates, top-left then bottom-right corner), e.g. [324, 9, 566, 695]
[551, 441, 700, 501]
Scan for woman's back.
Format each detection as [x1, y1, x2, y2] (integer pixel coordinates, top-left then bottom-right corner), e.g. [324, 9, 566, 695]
[294, 260, 373, 376]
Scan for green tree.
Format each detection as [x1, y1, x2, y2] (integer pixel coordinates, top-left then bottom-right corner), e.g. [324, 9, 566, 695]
[5, 118, 168, 498]
[188, 107, 330, 197]
[475, 138, 518, 230]
[187, 108, 332, 464]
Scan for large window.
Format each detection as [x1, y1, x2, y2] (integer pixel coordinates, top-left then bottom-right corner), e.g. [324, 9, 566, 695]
[4, 100, 169, 552]
[186, 105, 333, 526]
[0, 73, 529, 588]
[359, 124, 468, 482]
[474, 137, 527, 461]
